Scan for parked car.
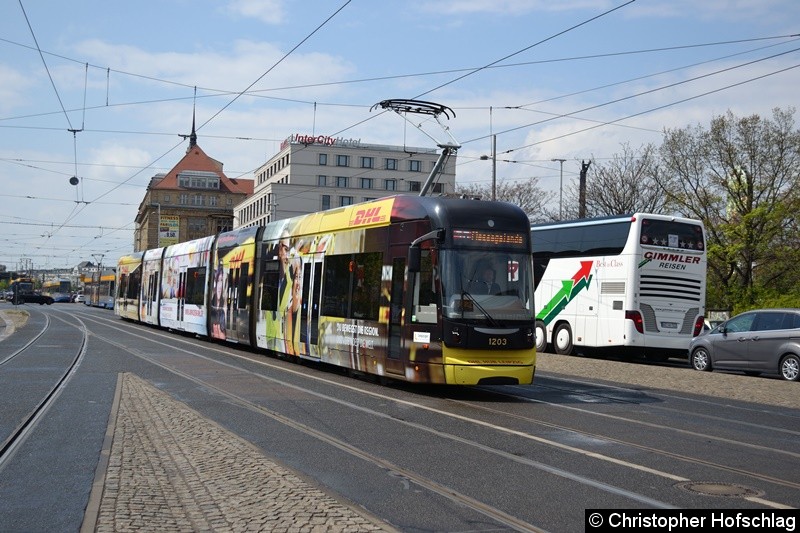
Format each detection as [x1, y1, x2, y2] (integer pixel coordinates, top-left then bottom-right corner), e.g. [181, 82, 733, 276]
[689, 308, 800, 381]
[18, 292, 54, 305]
[73, 294, 85, 303]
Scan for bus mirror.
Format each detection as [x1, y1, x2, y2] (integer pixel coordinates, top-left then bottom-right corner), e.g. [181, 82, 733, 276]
[408, 247, 421, 273]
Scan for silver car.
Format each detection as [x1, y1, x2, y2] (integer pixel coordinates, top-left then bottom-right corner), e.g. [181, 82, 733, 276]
[689, 309, 800, 381]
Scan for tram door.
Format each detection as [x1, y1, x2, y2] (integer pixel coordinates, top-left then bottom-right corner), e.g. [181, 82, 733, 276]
[177, 271, 186, 322]
[304, 259, 323, 348]
[388, 257, 406, 367]
[146, 271, 159, 321]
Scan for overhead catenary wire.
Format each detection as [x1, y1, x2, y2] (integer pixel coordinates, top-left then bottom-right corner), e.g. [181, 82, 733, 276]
[1, 32, 797, 108]
[37, 1, 354, 264]
[3, 1, 798, 266]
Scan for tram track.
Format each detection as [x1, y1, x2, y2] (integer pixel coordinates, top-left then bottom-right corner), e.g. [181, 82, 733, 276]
[0, 311, 50, 366]
[0, 311, 89, 471]
[450, 392, 800, 492]
[77, 313, 551, 532]
[74, 311, 798, 514]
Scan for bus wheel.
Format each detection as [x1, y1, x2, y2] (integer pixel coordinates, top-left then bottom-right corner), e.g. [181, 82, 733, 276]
[553, 323, 573, 355]
[534, 321, 547, 353]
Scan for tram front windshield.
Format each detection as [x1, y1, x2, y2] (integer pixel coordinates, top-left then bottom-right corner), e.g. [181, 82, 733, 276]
[439, 249, 534, 324]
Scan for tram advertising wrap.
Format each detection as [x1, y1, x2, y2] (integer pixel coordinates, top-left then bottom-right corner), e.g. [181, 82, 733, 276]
[116, 195, 536, 386]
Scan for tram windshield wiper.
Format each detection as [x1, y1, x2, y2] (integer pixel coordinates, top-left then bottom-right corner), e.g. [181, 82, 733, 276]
[461, 290, 502, 327]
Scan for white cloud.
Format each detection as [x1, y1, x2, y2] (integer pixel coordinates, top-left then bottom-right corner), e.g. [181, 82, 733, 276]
[0, 65, 36, 114]
[225, 0, 286, 24]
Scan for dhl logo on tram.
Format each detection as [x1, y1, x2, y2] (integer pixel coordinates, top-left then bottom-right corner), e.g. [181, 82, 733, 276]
[350, 207, 387, 227]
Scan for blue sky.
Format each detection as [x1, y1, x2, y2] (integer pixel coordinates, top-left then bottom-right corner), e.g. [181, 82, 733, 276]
[1, 0, 798, 269]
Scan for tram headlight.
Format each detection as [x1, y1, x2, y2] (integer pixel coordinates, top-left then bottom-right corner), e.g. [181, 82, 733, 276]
[451, 327, 461, 344]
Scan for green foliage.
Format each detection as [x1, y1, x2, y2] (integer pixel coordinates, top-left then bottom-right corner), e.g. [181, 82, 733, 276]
[656, 107, 800, 312]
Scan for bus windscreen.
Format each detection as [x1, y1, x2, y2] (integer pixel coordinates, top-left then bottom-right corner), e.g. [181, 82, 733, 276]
[639, 218, 704, 250]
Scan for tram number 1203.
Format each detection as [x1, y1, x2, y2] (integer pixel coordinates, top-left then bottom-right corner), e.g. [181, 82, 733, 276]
[489, 337, 508, 346]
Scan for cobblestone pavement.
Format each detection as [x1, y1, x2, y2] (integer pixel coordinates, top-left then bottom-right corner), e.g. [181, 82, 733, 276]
[82, 373, 396, 533]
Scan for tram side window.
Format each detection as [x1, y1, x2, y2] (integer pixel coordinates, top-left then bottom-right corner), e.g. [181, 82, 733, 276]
[184, 267, 205, 305]
[413, 250, 437, 324]
[260, 259, 280, 311]
[417, 251, 435, 306]
[237, 263, 249, 309]
[126, 269, 142, 299]
[118, 274, 128, 298]
[351, 252, 382, 320]
[321, 252, 383, 320]
[322, 255, 351, 317]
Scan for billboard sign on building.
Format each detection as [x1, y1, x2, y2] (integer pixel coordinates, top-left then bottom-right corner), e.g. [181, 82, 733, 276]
[159, 216, 180, 247]
[280, 134, 361, 150]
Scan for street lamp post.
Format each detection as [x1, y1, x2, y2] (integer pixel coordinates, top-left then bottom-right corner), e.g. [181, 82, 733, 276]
[551, 158, 566, 219]
[479, 134, 497, 201]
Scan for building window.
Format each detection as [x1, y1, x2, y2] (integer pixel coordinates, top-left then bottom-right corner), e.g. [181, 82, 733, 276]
[163, 194, 170, 203]
[336, 155, 349, 167]
[192, 194, 205, 206]
[340, 196, 353, 206]
[336, 176, 349, 188]
[384, 179, 396, 191]
[209, 196, 218, 206]
[178, 172, 220, 189]
[179, 194, 188, 205]
[321, 195, 331, 210]
[409, 160, 422, 172]
[386, 158, 397, 170]
[319, 153, 327, 165]
[318, 175, 327, 187]
[188, 218, 206, 232]
[361, 156, 374, 169]
[409, 181, 421, 192]
[433, 183, 444, 194]
[360, 177, 373, 189]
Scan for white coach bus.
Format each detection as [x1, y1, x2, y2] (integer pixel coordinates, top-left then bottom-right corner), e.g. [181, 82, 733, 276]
[532, 213, 707, 360]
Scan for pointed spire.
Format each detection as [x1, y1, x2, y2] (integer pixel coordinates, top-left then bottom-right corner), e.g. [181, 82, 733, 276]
[189, 105, 197, 149]
[183, 86, 197, 152]
[190, 86, 198, 149]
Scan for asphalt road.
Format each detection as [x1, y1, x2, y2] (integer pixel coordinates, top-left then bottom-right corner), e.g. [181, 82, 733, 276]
[1, 304, 797, 532]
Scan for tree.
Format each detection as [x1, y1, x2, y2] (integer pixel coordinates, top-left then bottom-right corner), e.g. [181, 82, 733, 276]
[658, 107, 800, 311]
[561, 143, 674, 219]
[455, 177, 555, 223]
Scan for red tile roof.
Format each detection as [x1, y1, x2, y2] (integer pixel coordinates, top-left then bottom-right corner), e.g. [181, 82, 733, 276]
[151, 143, 252, 195]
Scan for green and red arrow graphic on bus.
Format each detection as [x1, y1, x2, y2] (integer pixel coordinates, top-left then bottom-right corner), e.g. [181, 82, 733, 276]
[536, 260, 593, 325]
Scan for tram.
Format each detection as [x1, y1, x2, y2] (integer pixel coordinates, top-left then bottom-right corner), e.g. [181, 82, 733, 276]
[116, 195, 536, 385]
[42, 279, 71, 294]
[83, 270, 117, 308]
